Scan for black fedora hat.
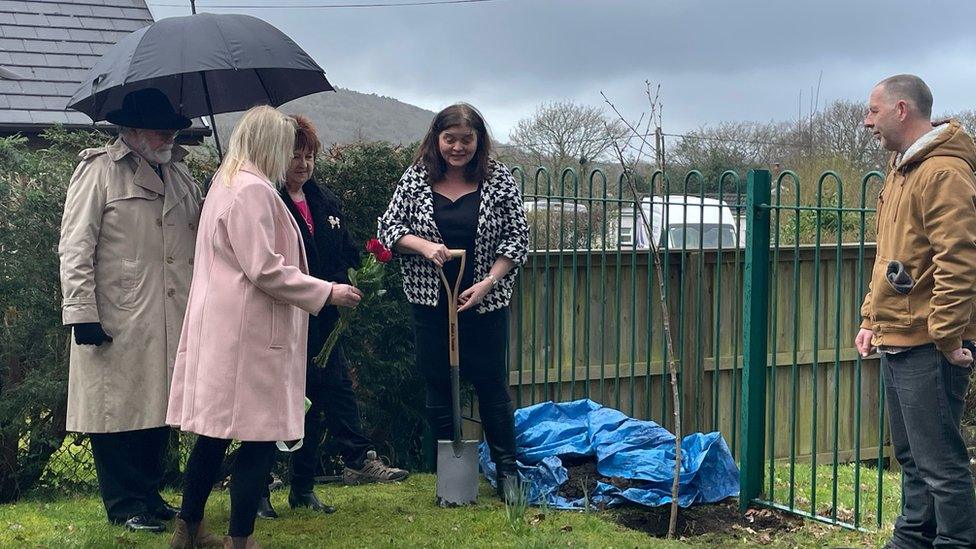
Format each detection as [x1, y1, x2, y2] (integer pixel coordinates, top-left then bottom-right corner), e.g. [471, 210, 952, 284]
[106, 88, 192, 130]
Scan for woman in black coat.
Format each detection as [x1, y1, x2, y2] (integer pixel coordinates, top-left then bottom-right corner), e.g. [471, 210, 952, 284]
[256, 115, 408, 519]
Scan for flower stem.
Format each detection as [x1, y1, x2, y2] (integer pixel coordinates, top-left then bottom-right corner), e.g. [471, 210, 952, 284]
[314, 309, 350, 367]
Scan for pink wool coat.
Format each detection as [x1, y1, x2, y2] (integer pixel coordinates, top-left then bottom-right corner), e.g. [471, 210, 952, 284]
[166, 164, 332, 441]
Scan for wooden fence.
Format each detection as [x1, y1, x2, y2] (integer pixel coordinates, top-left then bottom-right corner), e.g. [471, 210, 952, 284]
[504, 243, 887, 464]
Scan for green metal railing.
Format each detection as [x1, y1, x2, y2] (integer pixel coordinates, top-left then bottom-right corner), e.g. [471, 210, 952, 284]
[511, 164, 748, 441]
[509, 165, 895, 532]
[742, 168, 890, 530]
[27, 164, 901, 525]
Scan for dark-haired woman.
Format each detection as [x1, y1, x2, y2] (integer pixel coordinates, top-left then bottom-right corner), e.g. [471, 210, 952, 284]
[378, 103, 529, 500]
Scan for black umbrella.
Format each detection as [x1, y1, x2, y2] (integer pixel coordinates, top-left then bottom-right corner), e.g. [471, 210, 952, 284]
[67, 13, 334, 155]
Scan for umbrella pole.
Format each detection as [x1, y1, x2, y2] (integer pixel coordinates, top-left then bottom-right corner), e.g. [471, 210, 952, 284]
[200, 71, 223, 159]
[208, 112, 223, 159]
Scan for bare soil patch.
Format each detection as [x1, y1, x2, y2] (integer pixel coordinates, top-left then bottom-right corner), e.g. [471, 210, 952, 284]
[556, 457, 801, 541]
[612, 499, 803, 541]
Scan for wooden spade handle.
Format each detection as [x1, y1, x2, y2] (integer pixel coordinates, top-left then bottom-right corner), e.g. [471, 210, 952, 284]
[437, 249, 466, 368]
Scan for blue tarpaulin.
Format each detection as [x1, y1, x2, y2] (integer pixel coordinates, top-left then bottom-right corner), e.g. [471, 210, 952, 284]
[479, 399, 740, 509]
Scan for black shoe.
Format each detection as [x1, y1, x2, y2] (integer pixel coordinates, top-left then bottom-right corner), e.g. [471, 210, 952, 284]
[122, 514, 166, 533]
[150, 502, 179, 521]
[256, 496, 278, 519]
[481, 400, 519, 503]
[288, 490, 336, 514]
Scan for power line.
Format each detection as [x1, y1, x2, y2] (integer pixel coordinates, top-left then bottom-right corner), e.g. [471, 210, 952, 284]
[507, 129, 810, 153]
[506, 137, 650, 162]
[509, 131, 649, 150]
[149, 0, 502, 8]
[505, 129, 824, 168]
[660, 132, 809, 149]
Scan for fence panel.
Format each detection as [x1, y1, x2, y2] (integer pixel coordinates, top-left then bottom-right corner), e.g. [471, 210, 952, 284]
[511, 166, 750, 444]
[509, 166, 895, 531]
[27, 165, 900, 534]
[744, 169, 893, 530]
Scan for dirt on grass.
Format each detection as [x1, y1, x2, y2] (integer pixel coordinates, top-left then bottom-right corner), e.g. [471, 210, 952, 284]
[558, 457, 802, 541]
[612, 499, 803, 541]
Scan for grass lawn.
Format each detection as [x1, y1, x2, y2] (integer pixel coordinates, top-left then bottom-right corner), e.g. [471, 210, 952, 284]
[0, 470, 897, 548]
[767, 461, 902, 529]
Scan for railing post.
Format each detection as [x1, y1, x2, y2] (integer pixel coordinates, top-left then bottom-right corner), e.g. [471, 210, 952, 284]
[740, 169, 771, 512]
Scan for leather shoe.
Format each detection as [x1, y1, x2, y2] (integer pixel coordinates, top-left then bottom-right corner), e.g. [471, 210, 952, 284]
[255, 497, 278, 519]
[150, 502, 179, 521]
[123, 514, 166, 533]
[288, 490, 336, 514]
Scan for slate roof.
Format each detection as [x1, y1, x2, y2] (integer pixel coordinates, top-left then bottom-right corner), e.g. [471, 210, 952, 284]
[0, 0, 208, 137]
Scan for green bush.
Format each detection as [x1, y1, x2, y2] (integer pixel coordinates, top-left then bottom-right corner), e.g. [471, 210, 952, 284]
[313, 142, 430, 472]
[0, 127, 108, 501]
[0, 127, 973, 501]
[0, 133, 428, 498]
[0, 132, 227, 500]
[184, 143, 221, 188]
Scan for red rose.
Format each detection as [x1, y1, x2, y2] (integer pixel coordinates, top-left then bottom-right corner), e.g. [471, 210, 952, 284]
[376, 249, 393, 263]
[365, 238, 384, 254]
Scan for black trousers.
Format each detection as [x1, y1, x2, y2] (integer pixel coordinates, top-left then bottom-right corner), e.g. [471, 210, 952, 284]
[290, 344, 373, 493]
[882, 343, 976, 548]
[412, 304, 517, 475]
[180, 436, 276, 538]
[88, 426, 170, 523]
[246, 344, 373, 497]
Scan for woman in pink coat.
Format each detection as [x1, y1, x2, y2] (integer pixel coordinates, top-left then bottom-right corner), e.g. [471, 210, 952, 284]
[166, 106, 362, 548]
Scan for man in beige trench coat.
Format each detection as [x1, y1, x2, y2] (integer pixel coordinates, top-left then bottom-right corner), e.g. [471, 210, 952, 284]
[58, 88, 202, 533]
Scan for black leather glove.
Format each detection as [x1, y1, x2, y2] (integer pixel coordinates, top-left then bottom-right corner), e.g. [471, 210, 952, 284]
[72, 322, 113, 346]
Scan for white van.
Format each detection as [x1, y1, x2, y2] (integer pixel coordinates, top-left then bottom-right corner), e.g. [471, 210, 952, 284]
[618, 195, 740, 249]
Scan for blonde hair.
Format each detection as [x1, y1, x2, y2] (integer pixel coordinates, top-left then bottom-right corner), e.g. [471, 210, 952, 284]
[217, 105, 297, 187]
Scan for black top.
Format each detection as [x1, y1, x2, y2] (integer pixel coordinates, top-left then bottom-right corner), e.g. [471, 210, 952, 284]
[432, 186, 481, 307]
[279, 179, 361, 362]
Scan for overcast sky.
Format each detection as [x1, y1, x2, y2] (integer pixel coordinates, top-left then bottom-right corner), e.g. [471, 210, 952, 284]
[148, 0, 976, 143]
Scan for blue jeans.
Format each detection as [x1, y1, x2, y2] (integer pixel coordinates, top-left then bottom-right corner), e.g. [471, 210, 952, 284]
[882, 343, 976, 548]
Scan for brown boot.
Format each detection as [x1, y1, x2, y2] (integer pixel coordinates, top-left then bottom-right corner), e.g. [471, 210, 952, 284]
[223, 535, 260, 549]
[170, 517, 223, 548]
[170, 518, 193, 549]
[342, 451, 409, 485]
[193, 519, 223, 548]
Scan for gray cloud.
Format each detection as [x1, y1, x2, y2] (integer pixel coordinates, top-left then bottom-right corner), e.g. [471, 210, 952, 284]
[149, 0, 976, 139]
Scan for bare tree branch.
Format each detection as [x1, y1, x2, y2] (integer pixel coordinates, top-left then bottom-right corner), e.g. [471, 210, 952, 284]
[604, 85, 683, 540]
[508, 101, 628, 174]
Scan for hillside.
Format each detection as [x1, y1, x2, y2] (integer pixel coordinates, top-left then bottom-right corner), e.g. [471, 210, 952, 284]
[212, 88, 435, 148]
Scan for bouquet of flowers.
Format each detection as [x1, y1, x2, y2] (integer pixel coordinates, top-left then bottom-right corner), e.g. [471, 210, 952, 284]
[314, 238, 392, 367]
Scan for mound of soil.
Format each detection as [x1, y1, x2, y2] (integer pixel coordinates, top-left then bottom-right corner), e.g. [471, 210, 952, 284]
[557, 458, 600, 501]
[612, 499, 803, 540]
[555, 456, 799, 541]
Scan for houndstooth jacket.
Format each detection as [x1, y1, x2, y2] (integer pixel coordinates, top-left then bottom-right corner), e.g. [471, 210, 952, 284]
[377, 158, 529, 313]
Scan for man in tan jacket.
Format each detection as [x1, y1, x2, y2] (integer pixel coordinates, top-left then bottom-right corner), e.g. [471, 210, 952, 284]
[856, 74, 976, 548]
[58, 88, 202, 533]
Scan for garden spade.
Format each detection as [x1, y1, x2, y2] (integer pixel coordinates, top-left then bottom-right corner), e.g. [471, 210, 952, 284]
[435, 249, 480, 507]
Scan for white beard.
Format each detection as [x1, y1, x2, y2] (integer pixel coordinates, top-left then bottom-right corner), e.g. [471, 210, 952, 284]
[143, 146, 173, 165]
[123, 131, 174, 166]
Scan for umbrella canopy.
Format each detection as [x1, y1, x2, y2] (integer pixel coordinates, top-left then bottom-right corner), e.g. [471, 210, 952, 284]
[67, 13, 334, 123]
